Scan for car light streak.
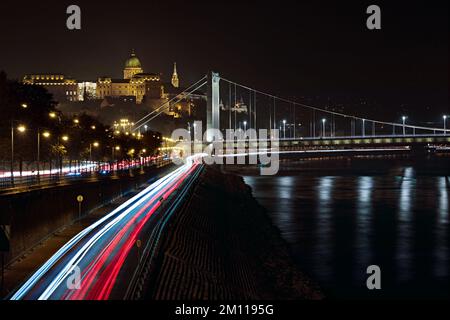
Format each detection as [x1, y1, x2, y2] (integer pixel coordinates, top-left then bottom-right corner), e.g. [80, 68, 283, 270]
[10, 154, 205, 300]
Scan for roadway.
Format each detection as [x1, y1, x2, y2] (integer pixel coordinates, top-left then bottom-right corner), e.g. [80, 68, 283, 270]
[9, 155, 204, 300]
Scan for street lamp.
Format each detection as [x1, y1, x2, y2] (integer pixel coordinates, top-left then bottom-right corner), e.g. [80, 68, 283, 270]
[10, 122, 26, 185]
[362, 119, 366, 137]
[193, 123, 197, 142]
[243, 120, 247, 132]
[112, 145, 120, 163]
[90, 142, 99, 160]
[20, 103, 28, 109]
[282, 119, 286, 138]
[37, 129, 51, 179]
[61, 135, 69, 142]
[322, 118, 326, 137]
[402, 116, 407, 136]
[49, 112, 57, 119]
[443, 115, 447, 135]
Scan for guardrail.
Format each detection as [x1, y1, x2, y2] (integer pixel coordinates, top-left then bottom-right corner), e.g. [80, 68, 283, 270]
[0, 156, 171, 190]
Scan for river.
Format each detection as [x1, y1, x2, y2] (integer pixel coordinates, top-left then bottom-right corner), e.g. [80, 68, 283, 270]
[242, 156, 449, 299]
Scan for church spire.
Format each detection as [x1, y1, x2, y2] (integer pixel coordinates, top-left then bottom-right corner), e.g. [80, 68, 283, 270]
[171, 62, 179, 88]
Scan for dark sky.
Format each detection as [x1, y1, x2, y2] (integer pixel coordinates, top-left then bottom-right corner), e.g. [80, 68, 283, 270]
[0, 0, 448, 121]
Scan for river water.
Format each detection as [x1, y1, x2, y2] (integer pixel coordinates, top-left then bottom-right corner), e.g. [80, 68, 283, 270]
[242, 156, 449, 299]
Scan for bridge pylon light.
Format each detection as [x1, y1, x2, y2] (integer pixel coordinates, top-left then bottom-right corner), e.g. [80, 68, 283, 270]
[206, 71, 220, 142]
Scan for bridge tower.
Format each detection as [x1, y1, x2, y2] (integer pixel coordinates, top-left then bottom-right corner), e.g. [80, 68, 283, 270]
[206, 71, 220, 141]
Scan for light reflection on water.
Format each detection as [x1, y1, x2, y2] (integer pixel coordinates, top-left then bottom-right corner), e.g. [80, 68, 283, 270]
[243, 159, 449, 299]
[396, 167, 414, 283]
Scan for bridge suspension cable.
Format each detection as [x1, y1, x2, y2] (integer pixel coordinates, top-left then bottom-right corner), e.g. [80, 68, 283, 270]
[132, 76, 207, 132]
[220, 77, 449, 134]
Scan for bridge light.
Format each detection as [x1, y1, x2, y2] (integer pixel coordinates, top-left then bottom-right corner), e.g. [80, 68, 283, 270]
[401, 116, 407, 136]
[444, 115, 448, 135]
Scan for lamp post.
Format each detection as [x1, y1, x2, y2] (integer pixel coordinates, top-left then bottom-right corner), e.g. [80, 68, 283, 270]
[322, 118, 326, 137]
[37, 129, 51, 180]
[89, 142, 99, 161]
[402, 116, 407, 136]
[10, 121, 26, 185]
[444, 115, 447, 135]
[362, 119, 366, 137]
[193, 123, 197, 142]
[282, 119, 286, 138]
[243, 120, 247, 132]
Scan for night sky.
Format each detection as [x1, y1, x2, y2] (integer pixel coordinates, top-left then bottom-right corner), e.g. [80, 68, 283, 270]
[0, 0, 448, 122]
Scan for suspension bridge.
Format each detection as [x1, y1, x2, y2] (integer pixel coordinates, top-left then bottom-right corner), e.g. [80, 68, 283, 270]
[131, 72, 450, 155]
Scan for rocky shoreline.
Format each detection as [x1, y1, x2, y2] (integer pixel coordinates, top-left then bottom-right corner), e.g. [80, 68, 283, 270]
[146, 165, 323, 300]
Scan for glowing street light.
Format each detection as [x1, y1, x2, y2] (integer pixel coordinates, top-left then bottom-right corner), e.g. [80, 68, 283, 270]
[282, 119, 286, 138]
[49, 112, 57, 119]
[37, 129, 51, 178]
[10, 122, 26, 185]
[243, 120, 247, 132]
[443, 115, 447, 135]
[61, 135, 69, 142]
[89, 142, 99, 160]
[112, 145, 120, 161]
[21, 103, 28, 109]
[91, 125, 96, 130]
[362, 119, 366, 137]
[322, 118, 326, 137]
[402, 116, 407, 136]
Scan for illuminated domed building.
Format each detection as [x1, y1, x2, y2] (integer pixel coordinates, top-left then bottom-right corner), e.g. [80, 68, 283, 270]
[123, 50, 143, 79]
[96, 49, 167, 104]
[23, 50, 181, 105]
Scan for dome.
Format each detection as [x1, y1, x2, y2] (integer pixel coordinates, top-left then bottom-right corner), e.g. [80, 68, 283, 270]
[124, 51, 142, 68]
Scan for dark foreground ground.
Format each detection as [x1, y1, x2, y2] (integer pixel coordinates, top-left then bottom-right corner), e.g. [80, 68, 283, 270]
[145, 165, 323, 300]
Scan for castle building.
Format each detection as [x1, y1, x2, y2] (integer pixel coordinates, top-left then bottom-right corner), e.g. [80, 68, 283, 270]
[22, 74, 80, 102]
[23, 50, 181, 105]
[96, 50, 172, 104]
